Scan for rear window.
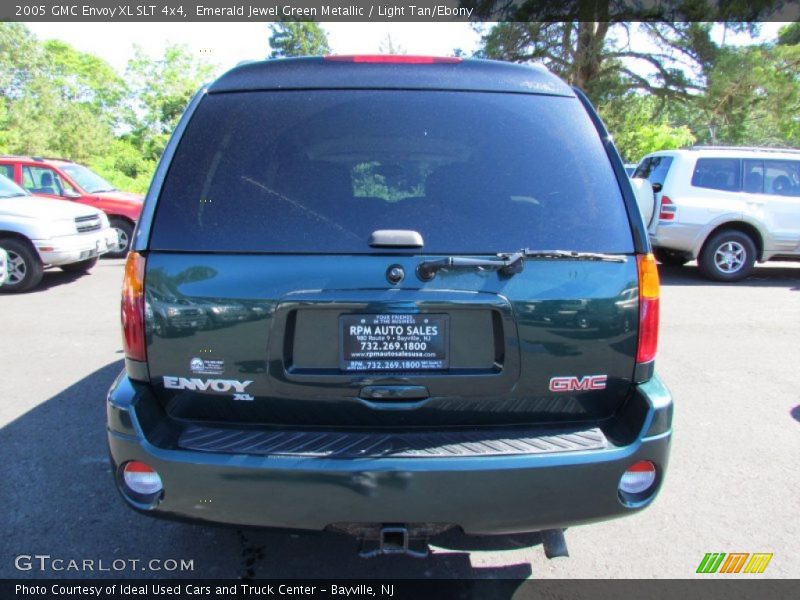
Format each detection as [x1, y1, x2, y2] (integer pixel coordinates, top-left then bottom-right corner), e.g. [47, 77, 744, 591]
[151, 90, 633, 254]
[764, 160, 800, 196]
[691, 158, 741, 192]
[632, 156, 673, 187]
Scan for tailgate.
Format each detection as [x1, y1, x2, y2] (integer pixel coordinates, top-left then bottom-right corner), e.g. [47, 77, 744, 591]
[144, 253, 638, 427]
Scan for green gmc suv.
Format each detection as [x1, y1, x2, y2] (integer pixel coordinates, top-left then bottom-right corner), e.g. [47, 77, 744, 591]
[107, 56, 672, 558]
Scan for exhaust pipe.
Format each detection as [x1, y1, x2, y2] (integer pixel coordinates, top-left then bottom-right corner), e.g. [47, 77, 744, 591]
[541, 528, 569, 559]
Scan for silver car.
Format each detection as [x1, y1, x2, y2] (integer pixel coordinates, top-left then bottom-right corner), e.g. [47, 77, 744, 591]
[634, 147, 800, 281]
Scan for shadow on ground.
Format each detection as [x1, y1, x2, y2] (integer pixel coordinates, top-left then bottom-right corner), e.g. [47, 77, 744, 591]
[1, 361, 536, 584]
[30, 269, 86, 292]
[659, 263, 800, 290]
[13, 259, 124, 294]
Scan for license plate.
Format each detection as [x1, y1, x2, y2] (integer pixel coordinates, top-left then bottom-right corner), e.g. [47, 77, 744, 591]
[340, 314, 449, 372]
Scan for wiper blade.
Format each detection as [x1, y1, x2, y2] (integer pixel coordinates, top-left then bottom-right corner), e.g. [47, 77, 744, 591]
[514, 249, 628, 263]
[417, 250, 525, 280]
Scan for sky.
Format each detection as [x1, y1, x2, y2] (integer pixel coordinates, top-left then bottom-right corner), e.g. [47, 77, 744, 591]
[24, 22, 786, 78]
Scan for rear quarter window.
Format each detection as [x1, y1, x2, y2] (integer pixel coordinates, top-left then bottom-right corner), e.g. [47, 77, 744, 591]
[150, 90, 634, 254]
[632, 156, 673, 187]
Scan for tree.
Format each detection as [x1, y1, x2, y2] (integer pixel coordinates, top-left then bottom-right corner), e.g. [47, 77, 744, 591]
[42, 40, 126, 121]
[0, 23, 51, 153]
[476, 22, 730, 104]
[474, 17, 800, 151]
[778, 22, 800, 46]
[691, 42, 800, 146]
[469, 0, 782, 104]
[0, 22, 42, 100]
[379, 34, 406, 55]
[599, 95, 695, 162]
[125, 44, 214, 161]
[268, 22, 330, 58]
[0, 23, 123, 161]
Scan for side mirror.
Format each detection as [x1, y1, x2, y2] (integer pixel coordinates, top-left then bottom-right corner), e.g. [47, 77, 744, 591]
[63, 190, 81, 200]
[651, 183, 663, 193]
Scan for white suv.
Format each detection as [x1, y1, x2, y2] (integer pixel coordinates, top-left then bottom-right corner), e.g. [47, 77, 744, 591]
[0, 247, 7, 287]
[633, 147, 800, 281]
[0, 173, 118, 292]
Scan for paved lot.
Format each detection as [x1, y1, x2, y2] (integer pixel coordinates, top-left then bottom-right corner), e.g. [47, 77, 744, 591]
[1, 258, 798, 579]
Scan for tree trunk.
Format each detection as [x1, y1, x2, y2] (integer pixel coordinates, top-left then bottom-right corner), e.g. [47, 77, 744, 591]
[573, 21, 610, 92]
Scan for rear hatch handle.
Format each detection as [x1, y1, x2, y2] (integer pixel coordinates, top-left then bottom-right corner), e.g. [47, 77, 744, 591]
[359, 386, 429, 401]
[369, 230, 424, 248]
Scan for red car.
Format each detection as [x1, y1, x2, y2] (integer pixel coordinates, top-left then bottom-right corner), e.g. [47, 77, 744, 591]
[0, 156, 143, 257]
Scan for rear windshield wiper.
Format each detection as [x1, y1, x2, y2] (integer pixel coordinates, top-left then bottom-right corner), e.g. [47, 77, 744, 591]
[516, 250, 628, 262]
[417, 250, 526, 280]
[417, 249, 626, 280]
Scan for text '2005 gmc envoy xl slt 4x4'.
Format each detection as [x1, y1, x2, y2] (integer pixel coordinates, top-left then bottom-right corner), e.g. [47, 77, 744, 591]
[107, 56, 672, 559]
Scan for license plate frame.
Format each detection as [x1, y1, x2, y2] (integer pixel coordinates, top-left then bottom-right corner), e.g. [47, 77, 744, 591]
[339, 313, 449, 372]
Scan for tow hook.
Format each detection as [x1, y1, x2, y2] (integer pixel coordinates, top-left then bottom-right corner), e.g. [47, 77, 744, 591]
[359, 525, 429, 558]
[541, 528, 569, 559]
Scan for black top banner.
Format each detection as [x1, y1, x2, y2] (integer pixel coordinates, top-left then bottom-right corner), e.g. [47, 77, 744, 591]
[3, 0, 800, 22]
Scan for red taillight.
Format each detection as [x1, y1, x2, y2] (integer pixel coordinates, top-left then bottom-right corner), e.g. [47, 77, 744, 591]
[658, 195, 676, 221]
[637, 254, 660, 365]
[121, 251, 146, 362]
[324, 55, 462, 64]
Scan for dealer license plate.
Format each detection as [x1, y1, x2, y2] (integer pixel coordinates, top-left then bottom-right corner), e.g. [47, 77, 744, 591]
[340, 314, 449, 372]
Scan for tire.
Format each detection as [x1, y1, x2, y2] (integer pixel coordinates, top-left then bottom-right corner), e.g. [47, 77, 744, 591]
[0, 238, 44, 293]
[61, 256, 98, 273]
[654, 248, 689, 267]
[107, 218, 134, 258]
[153, 315, 167, 338]
[698, 230, 757, 282]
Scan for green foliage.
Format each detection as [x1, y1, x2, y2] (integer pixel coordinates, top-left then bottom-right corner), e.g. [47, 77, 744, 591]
[600, 95, 695, 163]
[42, 39, 127, 120]
[683, 43, 800, 147]
[352, 162, 427, 202]
[1, 20, 798, 199]
[477, 22, 707, 104]
[0, 22, 42, 99]
[0, 23, 119, 162]
[125, 44, 214, 161]
[777, 22, 800, 46]
[268, 22, 330, 58]
[0, 24, 214, 192]
[88, 139, 157, 194]
[478, 21, 800, 157]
